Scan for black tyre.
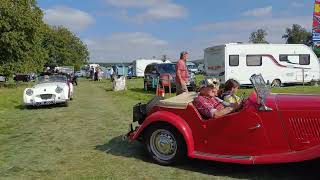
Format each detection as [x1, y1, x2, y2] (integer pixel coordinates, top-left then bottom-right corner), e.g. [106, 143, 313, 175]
[145, 124, 187, 165]
[271, 79, 281, 87]
[63, 101, 69, 107]
[25, 105, 34, 109]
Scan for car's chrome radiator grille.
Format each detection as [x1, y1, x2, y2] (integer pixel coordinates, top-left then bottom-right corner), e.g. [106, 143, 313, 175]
[40, 94, 53, 100]
[289, 117, 320, 142]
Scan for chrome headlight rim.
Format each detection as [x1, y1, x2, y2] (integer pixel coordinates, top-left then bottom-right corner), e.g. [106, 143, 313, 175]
[26, 89, 33, 96]
[55, 86, 63, 93]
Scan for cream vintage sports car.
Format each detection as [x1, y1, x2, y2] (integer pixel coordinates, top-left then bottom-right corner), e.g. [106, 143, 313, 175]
[23, 74, 73, 107]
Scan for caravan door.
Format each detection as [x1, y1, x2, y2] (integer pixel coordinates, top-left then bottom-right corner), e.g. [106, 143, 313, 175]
[280, 54, 312, 83]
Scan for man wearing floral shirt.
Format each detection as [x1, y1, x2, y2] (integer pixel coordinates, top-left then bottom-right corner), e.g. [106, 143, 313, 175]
[193, 78, 235, 119]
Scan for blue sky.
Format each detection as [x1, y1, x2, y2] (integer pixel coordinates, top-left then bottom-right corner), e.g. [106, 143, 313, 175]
[39, 0, 314, 62]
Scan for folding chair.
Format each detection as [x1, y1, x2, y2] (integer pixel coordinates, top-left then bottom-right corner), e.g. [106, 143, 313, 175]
[156, 73, 172, 96]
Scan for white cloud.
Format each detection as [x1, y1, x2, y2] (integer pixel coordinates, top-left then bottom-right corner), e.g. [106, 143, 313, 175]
[194, 16, 311, 32]
[104, 0, 187, 23]
[242, 6, 273, 17]
[291, 2, 304, 8]
[105, 0, 160, 8]
[85, 32, 206, 62]
[44, 6, 94, 32]
[85, 32, 170, 62]
[194, 16, 312, 44]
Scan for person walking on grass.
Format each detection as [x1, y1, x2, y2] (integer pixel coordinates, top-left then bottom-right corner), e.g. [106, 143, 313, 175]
[175, 51, 189, 95]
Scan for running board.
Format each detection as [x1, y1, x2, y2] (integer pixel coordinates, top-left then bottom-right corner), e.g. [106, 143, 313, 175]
[192, 151, 254, 164]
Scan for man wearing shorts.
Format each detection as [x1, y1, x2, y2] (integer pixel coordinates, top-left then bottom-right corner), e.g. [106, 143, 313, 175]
[175, 51, 189, 95]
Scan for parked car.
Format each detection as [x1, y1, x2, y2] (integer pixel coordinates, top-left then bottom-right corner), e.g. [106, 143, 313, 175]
[13, 73, 33, 82]
[75, 71, 83, 77]
[23, 74, 74, 107]
[56, 66, 74, 75]
[0, 74, 8, 82]
[127, 74, 320, 165]
[144, 63, 196, 90]
[132, 59, 171, 77]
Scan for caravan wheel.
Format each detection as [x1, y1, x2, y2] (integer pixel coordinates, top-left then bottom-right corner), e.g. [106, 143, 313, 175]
[271, 79, 282, 87]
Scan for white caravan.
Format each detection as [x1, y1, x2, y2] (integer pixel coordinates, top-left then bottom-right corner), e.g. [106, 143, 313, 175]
[204, 43, 320, 86]
[132, 59, 171, 77]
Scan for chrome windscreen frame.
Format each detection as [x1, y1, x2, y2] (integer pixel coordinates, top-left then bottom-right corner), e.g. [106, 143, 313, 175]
[250, 74, 273, 111]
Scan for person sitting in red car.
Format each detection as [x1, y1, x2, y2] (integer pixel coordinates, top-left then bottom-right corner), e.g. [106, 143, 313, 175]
[193, 78, 236, 119]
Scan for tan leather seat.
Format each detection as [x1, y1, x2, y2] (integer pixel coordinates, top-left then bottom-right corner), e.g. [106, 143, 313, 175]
[157, 92, 198, 109]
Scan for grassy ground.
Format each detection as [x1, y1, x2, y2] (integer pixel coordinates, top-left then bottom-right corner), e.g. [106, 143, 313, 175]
[1, 78, 320, 179]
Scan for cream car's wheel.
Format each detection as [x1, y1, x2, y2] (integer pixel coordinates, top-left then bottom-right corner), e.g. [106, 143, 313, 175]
[145, 124, 186, 165]
[63, 101, 69, 107]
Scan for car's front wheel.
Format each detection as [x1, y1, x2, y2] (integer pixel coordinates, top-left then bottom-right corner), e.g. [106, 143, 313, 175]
[63, 101, 69, 107]
[145, 124, 186, 165]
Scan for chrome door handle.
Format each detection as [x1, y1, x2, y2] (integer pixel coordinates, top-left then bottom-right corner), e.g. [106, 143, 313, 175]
[248, 123, 261, 130]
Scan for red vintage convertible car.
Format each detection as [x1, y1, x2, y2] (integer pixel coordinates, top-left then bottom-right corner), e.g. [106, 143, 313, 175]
[127, 74, 320, 165]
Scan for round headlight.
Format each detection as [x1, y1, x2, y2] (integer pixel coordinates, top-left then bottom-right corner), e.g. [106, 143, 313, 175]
[26, 89, 33, 96]
[55, 86, 63, 93]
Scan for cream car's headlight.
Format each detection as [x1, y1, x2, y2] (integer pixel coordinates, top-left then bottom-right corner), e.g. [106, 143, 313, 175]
[26, 89, 33, 96]
[55, 86, 63, 93]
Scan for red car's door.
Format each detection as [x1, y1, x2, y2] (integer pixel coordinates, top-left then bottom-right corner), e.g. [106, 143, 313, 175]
[204, 109, 269, 156]
[277, 94, 320, 151]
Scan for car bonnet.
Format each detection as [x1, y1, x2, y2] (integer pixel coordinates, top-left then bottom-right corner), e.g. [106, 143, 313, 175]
[276, 94, 320, 111]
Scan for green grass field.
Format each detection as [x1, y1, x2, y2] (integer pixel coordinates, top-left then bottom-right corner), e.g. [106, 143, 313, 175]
[1, 78, 320, 179]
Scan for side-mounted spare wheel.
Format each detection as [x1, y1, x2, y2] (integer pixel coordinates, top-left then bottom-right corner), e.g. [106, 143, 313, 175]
[145, 123, 187, 165]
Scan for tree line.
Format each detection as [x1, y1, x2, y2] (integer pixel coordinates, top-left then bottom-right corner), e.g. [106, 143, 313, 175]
[249, 24, 317, 56]
[0, 0, 89, 76]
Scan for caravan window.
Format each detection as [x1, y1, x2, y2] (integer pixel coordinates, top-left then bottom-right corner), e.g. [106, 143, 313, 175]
[299, 54, 310, 65]
[229, 55, 239, 66]
[246, 55, 262, 66]
[279, 55, 289, 62]
[279, 55, 299, 64]
[279, 54, 310, 65]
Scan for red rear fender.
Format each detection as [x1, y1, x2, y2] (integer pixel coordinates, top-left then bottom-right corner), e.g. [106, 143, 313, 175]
[132, 111, 195, 155]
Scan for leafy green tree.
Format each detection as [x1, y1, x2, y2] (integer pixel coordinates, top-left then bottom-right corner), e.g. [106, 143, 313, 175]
[0, 0, 47, 76]
[282, 24, 312, 44]
[42, 26, 89, 71]
[249, 29, 269, 44]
